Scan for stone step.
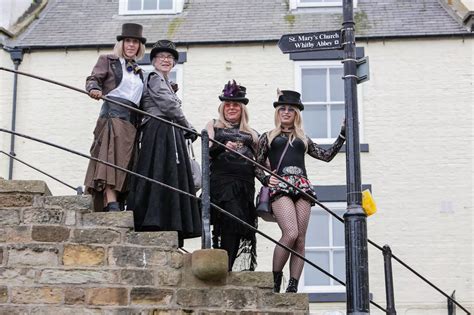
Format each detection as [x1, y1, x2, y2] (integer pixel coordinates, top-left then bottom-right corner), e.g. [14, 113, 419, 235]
[0, 227, 179, 247]
[33, 195, 93, 211]
[1, 243, 182, 271]
[0, 179, 51, 208]
[0, 179, 310, 313]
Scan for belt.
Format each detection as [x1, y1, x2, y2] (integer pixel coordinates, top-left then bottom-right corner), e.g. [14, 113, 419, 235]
[281, 166, 304, 176]
[99, 97, 138, 125]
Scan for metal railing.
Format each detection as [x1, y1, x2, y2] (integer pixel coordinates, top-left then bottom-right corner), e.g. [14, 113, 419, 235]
[0, 127, 386, 313]
[0, 150, 83, 194]
[0, 67, 470, 314]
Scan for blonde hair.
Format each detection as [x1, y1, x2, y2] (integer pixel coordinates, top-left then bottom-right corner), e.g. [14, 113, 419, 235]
[215, 101, 259, 144]
[267, 105, 307, 149]
[113, 39, 146, 60]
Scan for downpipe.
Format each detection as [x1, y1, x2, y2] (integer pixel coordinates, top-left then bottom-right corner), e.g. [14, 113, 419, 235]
[7, 48, 23, 179]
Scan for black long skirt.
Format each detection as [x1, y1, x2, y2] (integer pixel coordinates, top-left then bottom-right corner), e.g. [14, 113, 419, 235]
[128, 119, 201, 245]
[210, 176, 257, 271]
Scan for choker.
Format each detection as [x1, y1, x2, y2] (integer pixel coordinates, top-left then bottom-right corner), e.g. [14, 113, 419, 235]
[225, 121, 240, 128]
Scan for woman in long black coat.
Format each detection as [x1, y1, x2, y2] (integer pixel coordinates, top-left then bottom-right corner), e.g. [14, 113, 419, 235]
[128, 40, 201, 246]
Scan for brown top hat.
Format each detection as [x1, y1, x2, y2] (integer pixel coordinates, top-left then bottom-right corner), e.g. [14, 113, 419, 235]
[219, 80, 249, 105]
[273, 90, 304, 110]
[150, 39, 179, 62]
[116, 23, 146, 44]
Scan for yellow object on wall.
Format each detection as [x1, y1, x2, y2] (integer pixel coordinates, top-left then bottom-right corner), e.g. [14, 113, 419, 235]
[362, 189, 377, 216]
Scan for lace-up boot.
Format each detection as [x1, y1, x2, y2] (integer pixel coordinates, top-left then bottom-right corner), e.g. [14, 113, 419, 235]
[285, 277, 299, 293]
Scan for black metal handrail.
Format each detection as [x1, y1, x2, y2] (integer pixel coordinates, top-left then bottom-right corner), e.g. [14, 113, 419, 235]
[0, 150, 83, 194]
[0, 67, 469, 314]
[0, 128, 387, 313]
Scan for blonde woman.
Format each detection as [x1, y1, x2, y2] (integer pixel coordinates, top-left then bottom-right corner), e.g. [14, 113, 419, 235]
[255, 90, 345, 293]
[84, 23, 146, 212]
[205, 80, 259, 271]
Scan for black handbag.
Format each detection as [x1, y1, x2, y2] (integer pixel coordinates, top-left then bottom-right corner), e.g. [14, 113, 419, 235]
[256, 139, 290, 222]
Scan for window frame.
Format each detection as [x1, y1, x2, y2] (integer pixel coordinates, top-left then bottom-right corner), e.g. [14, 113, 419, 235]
[118, 0, 184, 15]
[289, 0, 357, 9]
[295, 60, 343, 144]
[294, 60, 364, 144]
[300, 201, 346, 294]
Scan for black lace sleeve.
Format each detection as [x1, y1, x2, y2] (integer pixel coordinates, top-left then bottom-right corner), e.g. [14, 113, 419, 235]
[307, 135, 345, 162]
[255, 133, 270, 185]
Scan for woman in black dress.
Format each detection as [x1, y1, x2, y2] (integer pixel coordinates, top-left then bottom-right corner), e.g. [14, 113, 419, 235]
[205, 80, 259, 271]
[128, 40, 201, 246]
[255, 90, 345, 293]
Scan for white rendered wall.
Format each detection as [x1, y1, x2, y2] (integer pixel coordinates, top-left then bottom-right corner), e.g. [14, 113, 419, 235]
[0, 38, 472, 313]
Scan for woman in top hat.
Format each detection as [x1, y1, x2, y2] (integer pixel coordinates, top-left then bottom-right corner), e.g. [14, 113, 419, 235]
[84, 23, 146, 212]
[127, 39, 201, 247]
[255, 90, 345, 293]
[205, 80, 259, 271]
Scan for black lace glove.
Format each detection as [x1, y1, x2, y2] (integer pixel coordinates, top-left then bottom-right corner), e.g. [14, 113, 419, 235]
[184, 128, 198, 142]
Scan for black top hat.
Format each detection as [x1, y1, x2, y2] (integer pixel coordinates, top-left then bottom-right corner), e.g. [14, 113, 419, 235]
[116, 23, 146, 44]
[273, 90, 304, 110]
[150, 40, 179, 62]
[219, 80, 249, 105]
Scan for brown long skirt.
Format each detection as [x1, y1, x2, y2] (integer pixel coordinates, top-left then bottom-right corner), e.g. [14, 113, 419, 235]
[84, 117, 136, 211]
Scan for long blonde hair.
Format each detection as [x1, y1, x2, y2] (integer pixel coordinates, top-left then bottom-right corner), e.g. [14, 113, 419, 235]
[267, 105, 307, 149]
[113, 39, 146, 60]
[215, 101, 259, 144]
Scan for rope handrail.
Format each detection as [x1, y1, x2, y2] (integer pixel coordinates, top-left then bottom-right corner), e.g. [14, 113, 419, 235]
[0, 127, 386, 313]
[0, 67, 469, 314]
[0, 150, 82, 194]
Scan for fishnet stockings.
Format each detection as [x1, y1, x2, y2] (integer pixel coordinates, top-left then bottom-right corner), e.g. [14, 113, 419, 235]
[272, 196, 311, 280]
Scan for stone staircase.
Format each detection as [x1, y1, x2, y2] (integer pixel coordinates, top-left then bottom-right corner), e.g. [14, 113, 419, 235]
[0, 179, 309, 314]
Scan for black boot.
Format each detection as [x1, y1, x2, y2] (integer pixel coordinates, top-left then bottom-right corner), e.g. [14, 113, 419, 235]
[273, 271, 283, 293]
[105, 201, 120, 212]
[286, 277, 299, 293]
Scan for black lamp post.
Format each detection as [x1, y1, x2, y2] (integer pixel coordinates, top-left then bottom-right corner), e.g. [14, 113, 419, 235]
[342, 0, 370, 314]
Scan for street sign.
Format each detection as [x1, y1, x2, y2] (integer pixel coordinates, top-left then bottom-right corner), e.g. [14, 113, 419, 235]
[356, 56, 370, 84]
[278, 30, 342, 54]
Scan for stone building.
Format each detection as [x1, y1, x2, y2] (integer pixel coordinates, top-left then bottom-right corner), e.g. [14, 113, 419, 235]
[0, 0, 472, 314]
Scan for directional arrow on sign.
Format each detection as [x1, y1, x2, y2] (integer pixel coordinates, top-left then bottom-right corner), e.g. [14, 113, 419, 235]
[278, 30, 343, 54]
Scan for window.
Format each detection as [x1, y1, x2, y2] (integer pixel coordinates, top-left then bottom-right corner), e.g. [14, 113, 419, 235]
[141, 64, 183, 100]
[295, 61, 345, 143]
[289, 0, 357, 9]
[301, 202, 346, 293]
[119, 0, 184, 15]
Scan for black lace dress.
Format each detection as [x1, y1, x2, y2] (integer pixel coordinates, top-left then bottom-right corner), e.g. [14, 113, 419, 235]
[209, 126, 258, 271]
[255, 132, 345, 204]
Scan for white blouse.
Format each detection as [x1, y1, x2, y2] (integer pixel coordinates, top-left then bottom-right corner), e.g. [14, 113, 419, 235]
[107, 58, 143, 105]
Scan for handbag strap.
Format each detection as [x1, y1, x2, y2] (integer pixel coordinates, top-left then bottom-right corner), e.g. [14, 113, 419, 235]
[187, 139, 196, 160]
[275, 138, 290, 173]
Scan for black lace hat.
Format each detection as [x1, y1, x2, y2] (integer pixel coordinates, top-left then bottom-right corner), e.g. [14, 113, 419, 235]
[273, 90, 304, 110]
[116, 23, 146, 44]
[219, 80, 249, 105]
[150, 39, 179, 61]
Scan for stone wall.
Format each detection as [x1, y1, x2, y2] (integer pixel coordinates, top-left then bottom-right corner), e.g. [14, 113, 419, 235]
[0, 179, 308, 314]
